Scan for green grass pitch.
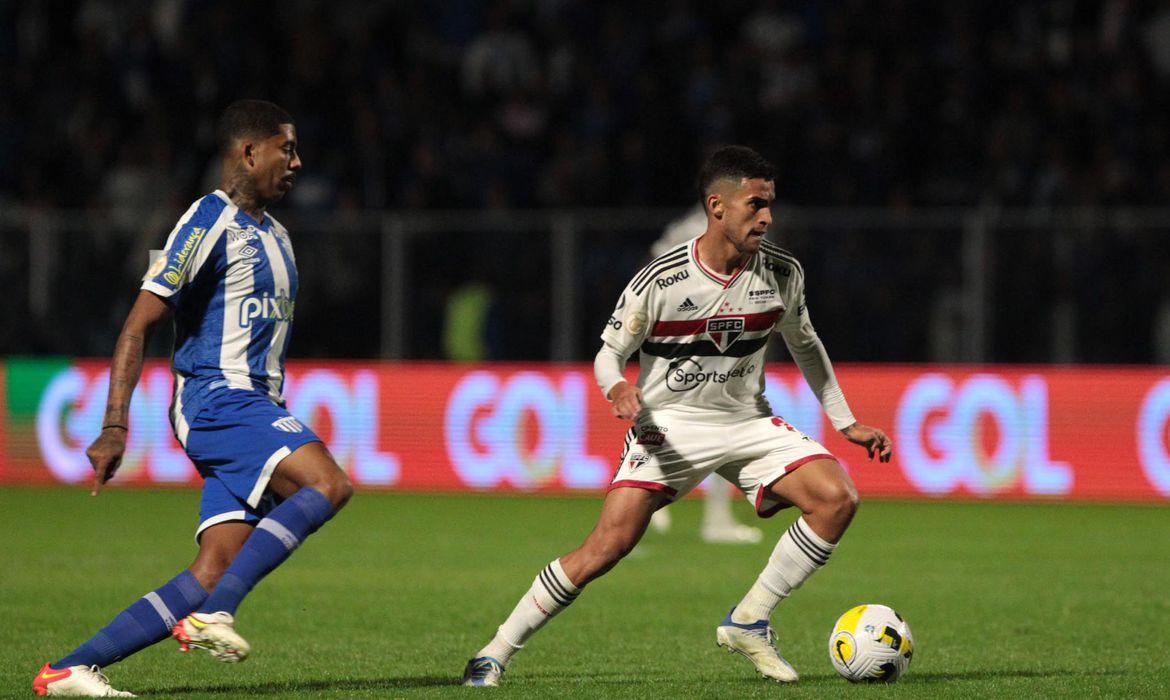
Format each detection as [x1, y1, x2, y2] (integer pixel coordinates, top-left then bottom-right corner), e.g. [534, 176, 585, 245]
[3, 488, 1168, 698]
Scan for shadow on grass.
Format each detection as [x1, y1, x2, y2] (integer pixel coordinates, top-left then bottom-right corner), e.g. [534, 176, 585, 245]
[148, 668, 1128, 693]
[148, 676, 457, 694]
[902, 668, 1126, 683]
[526, 668, 1127, 686]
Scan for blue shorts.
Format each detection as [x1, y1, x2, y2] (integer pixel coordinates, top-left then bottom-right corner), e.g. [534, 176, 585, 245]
[182, 389, 321, 541]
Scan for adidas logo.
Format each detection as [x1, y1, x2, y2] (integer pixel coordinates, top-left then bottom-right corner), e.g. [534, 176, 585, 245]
[677, 297, 698, 312]
[271, 416, 305, 433]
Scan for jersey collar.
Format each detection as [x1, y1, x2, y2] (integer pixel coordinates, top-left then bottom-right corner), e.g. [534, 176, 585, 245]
[214, 189, 271, 230]
[690, 239, 751, 289]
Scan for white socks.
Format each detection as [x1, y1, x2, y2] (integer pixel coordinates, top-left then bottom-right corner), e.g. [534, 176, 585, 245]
[478, 559, 581, 665]
[476, 520, 835, 665]
[731, 517, 836, 623]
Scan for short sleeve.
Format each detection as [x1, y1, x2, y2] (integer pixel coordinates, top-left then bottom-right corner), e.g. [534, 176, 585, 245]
[141, 195, 226, 303]
[600, 283, 652, 356]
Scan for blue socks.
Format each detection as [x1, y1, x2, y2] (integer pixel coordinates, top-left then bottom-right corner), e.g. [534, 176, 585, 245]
[198, 487, 335, 616]
[54, 570, 207, 669]
[52, 488, 334, 670]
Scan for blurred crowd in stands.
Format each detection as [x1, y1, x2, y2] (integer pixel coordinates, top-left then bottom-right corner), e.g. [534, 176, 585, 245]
[0, 0, 1166, 362]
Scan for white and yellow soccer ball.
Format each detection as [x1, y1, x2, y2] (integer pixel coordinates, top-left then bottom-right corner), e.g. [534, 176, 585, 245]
[828, 604, 914, 682]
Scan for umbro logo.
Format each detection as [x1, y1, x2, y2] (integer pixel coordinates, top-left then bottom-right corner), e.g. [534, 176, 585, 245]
[676, 297, 698, 312]
[271, 416, 305, 433]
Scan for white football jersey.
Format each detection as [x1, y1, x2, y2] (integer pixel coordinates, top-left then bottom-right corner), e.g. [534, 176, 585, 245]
[600, 236, 811, 422]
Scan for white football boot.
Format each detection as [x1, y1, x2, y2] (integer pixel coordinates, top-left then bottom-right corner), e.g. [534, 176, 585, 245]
[32, 663, 136, 697]
[701, 522, 764, 544]
[461, 656, 505, 687]
[715, 609, 799, 682]
[700, 482, 762, 544]
[649, 508, 672, 534]
[172, 611, 251, 662]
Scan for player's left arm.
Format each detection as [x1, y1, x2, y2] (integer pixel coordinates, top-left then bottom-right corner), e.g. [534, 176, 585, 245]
[777, 281, 891, 463]
[839, 422, 892, 463]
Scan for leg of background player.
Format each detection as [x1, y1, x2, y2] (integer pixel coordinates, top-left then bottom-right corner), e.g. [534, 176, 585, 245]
[173, 442, 352, 661]
[464, 487, 665, 686]
[701, 477, 762, 544]
[649, 503, 672, 533]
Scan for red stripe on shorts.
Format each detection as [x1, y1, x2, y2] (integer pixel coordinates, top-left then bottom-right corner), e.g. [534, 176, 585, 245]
[608, 480, 679, 497]
[753, 453, 837, 518]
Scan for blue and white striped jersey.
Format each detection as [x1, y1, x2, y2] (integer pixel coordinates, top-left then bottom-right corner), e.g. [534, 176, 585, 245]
[141, 190, 298, 445]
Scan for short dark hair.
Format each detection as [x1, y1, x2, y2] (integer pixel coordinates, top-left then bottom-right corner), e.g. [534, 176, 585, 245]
[697, 145, 774, 205]
[217, 99, 294, 153]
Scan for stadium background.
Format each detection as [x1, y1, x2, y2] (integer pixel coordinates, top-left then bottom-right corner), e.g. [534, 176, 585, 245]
[1, 0, 1167, 502]
[2, 2, 1170, 697]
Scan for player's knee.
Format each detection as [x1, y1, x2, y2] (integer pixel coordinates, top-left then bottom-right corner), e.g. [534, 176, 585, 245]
[317, 470, 353, 510]
[824, 481, 860, 523]
[189, 548, 235, 590]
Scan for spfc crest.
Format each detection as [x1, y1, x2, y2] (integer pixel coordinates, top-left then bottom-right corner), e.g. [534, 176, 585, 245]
[705, 317, 744, 353]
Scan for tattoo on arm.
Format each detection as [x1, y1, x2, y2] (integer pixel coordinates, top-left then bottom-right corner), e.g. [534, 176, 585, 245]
[103, 332, 146, 426]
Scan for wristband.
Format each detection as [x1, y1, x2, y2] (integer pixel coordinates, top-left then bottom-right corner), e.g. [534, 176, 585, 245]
[102, 424, 128, 432]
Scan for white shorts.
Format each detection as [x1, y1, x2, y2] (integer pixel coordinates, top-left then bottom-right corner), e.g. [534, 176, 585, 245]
[608, 413, 836, 518]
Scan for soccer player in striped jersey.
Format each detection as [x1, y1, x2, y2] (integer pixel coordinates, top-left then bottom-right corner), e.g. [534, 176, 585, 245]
[463, 146, 891, 687]
[34, 100, 352, 698]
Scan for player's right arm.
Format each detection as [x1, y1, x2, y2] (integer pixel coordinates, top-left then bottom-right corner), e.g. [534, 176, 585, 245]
[596, 345, 642, 420]
[595, 279, 654, 421]
[86, 290, 172, 495]
[86, 194, 225, 494]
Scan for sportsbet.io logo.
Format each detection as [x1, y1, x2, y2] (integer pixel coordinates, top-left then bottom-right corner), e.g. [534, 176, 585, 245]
[666, 358, 755, 392]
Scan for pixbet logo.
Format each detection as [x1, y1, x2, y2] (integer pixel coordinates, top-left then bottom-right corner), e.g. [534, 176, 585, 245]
[445, 371, 608, 488]
[895, 374, 1071, 495]
[240, 292, 295, 327]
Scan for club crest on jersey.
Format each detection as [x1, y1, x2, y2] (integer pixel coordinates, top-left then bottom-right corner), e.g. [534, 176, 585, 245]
[705, 317, 744, 352]
[271, 416, 304, 433]
[626, 452, 651, 471]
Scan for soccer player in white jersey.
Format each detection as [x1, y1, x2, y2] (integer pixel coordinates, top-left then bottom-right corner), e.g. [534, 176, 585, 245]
[646, 202, 763, 544]
[463, 146, 891, 687]
[33, 100, 352, 697]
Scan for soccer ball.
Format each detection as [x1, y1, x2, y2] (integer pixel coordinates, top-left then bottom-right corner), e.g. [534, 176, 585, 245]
[828, 604, 914, 682]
